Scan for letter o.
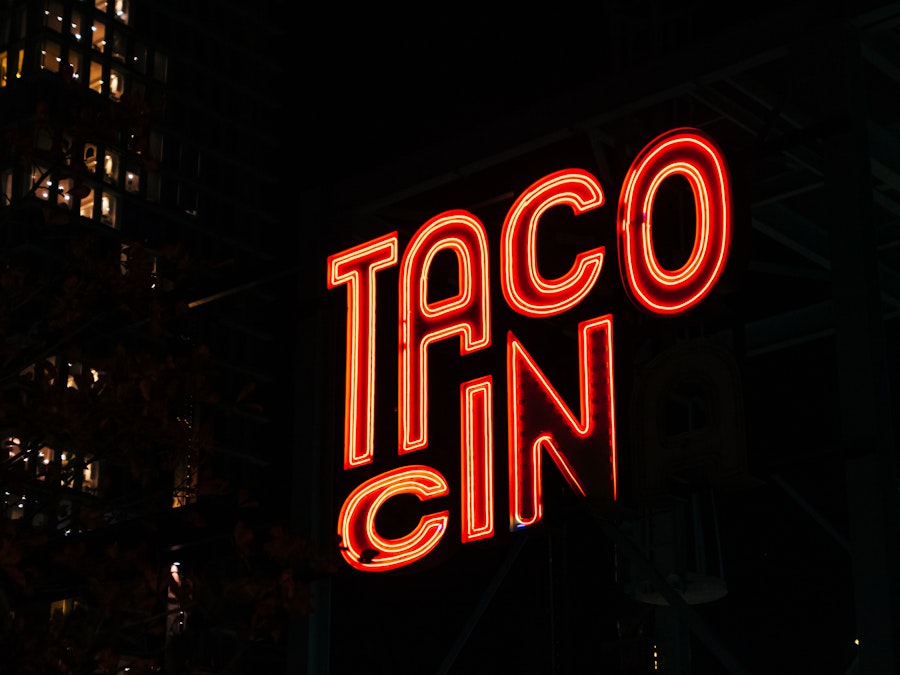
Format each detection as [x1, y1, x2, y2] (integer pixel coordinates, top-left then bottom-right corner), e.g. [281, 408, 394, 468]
[617, 128, 732, 315]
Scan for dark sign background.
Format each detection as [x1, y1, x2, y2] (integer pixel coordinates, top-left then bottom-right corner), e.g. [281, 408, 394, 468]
[300, 2, 900, 673]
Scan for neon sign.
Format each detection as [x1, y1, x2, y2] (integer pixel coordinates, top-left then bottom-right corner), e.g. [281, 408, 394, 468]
[327, 128, 732, 572]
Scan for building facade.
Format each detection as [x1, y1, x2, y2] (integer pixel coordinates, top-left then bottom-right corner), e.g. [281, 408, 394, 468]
[0, 1, 293, 672]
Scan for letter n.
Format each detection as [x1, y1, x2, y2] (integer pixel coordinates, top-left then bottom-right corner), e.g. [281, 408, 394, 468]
[507, 314, 617, 529]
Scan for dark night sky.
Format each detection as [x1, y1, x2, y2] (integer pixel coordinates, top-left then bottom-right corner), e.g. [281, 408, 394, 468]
[298, 10, 617, 186]
[297, 1, 795, 189]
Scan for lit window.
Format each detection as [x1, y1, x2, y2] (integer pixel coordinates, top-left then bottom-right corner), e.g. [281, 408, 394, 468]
[111, 29, 124, 61]
[50, 598, 78, 619]
[94, 0, 108, 12]
[103, 150, 120, 183]
[115, 0, 129, 24]
[66, 361, 101, 390]
[79, 190, 94, 219]
[4, 436, 22, 460]
[89, 60, 102, 93]
[100, 191, 116, 227]
[0, 50, 21, 86]
[43, 1, 65, 32]
[30, 166, 52, 200]
[31, 165, 75, 205]
[39, 40, 62, 73]
[109, 66, 124, 100]
[83, 143, 98, 171]
[67, 50, 82, 81]
[37, 446, 55, 481]
[71, 11, 84, 40]
[2, 168, 13, 202]
[125, 167, 140, 193]
[91, 20, 106, 52]
[82, 460, 99, 491]
[56, 177, 75, 206]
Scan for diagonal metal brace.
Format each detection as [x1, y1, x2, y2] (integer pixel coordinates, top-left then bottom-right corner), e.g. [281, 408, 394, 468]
[435, 534, 529, 675]
[589, 505, 755, 675]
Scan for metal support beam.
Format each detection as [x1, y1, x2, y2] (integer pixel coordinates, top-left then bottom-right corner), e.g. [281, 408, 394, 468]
[753, 203, 900, 309]
[771, 473, 851, 552]
[592, 510, 754, 675]
[292, 189, 334, 675]
[823, 24, 900, 674]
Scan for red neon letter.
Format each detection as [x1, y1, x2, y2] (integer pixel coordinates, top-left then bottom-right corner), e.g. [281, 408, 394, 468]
[507, 315, 617, 529]
[618, 127, 732, 315]
[327, 233, 399, 469]
[337, 465, 450, 572]
[460, 376, 494, 542]
[400, 211, 490, 453]
[501, 169, 605, 317]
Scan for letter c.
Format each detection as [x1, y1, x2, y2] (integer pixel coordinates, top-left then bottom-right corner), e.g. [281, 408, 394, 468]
[337, 465, 450, 572]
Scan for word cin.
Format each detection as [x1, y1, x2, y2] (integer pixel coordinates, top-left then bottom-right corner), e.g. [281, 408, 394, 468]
[327, 128, 732, 572]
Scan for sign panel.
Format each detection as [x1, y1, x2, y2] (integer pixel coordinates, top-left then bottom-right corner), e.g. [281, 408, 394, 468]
[326, 127, 732, 572]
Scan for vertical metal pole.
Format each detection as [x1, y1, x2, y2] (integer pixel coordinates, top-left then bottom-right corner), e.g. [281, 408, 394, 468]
[655, 605, 691, 675]
[822, 22, 900, 674]
[653, 499, 692, 674]
[548, 533, 559, 675]
[290, 188, 333, 675]
[691, 493, 707, 576]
